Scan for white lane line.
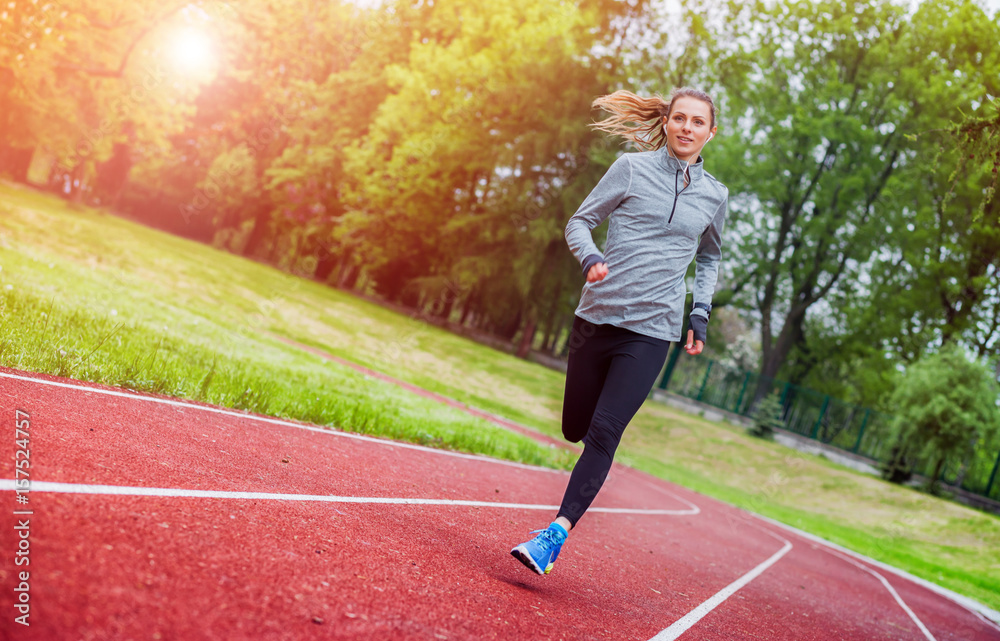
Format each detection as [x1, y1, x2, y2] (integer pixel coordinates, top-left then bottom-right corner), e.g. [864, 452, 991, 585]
[1, 372, 700, 515]
[0, 479, 697, 515]
[0, 371, 557, 474]
[0, 372, 702, 516]
[649, 534, 794, 640]
[975, 609, 1000, 635]
[823, 548, 937, 641]
[615, 465, 701, 515]
[751, 514, 1000, 631]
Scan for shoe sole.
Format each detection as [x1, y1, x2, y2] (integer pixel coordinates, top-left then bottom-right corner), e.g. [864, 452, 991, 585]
[510, 546, 547, 575]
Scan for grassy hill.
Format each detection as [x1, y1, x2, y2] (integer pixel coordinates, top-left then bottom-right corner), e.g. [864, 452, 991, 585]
[1, 179, 998, 613]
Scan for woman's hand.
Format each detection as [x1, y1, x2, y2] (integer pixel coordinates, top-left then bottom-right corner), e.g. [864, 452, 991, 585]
[685, 329, 704, 355]
[587, 262, 609, 283]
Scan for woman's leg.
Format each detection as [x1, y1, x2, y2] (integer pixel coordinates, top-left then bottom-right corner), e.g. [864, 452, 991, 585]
[556, 331, 669, 528]
[510, 322, 666, 575]
[561, 315, 612, 443]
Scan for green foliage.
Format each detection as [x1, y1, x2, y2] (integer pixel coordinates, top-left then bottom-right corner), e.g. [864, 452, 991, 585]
[947, 98, 1000, 221]
[1, 1, 214, 203]
[329, 0, 609, 309]
[857, 14, 1000, 367]
[749, 390, 784, 440]
[884, 343, 1000, 492]
[782, 314, 903, 411]
[705, 0, 1000, 387]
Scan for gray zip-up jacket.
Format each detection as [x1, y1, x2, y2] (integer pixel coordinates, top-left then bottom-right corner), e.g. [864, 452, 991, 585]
[564, 145, 728, 342]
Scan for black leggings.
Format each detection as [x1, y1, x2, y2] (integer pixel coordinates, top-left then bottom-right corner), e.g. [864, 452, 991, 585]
[556, 315, 671, 528]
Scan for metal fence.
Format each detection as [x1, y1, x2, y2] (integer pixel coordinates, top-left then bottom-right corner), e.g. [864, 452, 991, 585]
[658, 354, 1000, 502]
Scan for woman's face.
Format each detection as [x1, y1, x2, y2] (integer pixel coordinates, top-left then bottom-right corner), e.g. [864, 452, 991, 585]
[663, 96, 717, 162]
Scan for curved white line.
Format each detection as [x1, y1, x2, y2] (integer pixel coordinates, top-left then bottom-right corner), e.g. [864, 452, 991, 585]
[823, 549, 936, 641]
[649, 531, 793, 640]
[974, 609, 1000, 634]
[615, 465, 702, 515]
[0, 371, 558, 473]
[751, 514, 1000, 632]
[0, 371, 701, 515]
[0, 479, 696, 515]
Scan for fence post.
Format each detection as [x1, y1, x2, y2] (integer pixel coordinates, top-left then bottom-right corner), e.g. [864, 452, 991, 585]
[778, 381, 791, 406]
[986, 448, 1000, 498]
[696, 360, 714, 402]
[734, 371, 751, 414]
[810, 395, 830, 440]
[852, 408, 870, 454]
[658, 342, 683, 390]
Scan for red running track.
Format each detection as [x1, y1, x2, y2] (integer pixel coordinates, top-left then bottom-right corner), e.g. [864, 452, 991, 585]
[1, 368, 998, 641]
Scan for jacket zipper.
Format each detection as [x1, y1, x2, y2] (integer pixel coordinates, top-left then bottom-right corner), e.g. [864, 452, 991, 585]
[668, 169, 687, 224]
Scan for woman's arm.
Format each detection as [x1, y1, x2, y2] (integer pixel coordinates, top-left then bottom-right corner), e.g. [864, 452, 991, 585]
[692, 194, 728, 311]
[687, 194, 729, 351]
[564, 154, 632, 277]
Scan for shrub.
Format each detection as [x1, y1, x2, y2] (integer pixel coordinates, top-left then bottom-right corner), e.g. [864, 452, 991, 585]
[749, 390, 784, 440]
[882, 343, 1000, 494]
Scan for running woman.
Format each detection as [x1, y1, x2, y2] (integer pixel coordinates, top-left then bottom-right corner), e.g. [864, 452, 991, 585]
[510, 87, 728, 575]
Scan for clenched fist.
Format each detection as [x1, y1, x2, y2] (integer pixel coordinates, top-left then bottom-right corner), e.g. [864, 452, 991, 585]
[587, 262, 609, 283]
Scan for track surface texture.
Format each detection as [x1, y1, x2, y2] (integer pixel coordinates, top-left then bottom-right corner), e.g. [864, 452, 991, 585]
[1, 367, 998, 641]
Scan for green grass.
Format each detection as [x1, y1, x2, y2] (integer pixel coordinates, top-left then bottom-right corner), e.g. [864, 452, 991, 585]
[0, 184, 574, 471]
[1, 178, 998, 613]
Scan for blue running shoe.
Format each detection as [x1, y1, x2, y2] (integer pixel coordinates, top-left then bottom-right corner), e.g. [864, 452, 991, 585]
[510, 522, 568, 575]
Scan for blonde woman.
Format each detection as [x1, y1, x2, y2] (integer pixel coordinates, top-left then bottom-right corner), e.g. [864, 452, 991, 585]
[511, 88, 728, 575]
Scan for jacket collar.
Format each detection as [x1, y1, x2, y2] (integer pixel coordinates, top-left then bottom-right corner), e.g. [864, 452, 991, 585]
[658, 144, 705, 182]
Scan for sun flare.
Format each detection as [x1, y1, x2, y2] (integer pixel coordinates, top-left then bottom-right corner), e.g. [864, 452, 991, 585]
[169, 27, 215, 74]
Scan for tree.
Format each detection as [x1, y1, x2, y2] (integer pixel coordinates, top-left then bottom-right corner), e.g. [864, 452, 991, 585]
[277, 0, 644, 336]
[263, 0, 443, 279]
[708, 0, 1000, 393]
[1, 1, 211, 203]
[776, 101, 1000, 409]
[884, 343, 1000, 493]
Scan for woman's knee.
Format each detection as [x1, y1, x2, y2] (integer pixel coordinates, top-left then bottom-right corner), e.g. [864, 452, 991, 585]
[579, 407, 626, 454]
[561, 413, 589, 443]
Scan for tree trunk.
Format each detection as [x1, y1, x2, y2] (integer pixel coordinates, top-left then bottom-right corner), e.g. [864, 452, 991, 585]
[68, 162, 87, 205]
[339, 262, 361, 290]
[460, 287, 479, 326]
[499, 302, 523, 341]
[95, 142, 132, 207]
[0, 144, 33, 183]
[926, 455, 946, 494]
[541, 277, 563, 351]
[952, 435, 980, 489]
[557, 313, 574, 357]
[434, 287, 456, 321]
[242, 203, 273, 258]
[542, 315, 556, 353]
[273, 231, 296, 267]
[515, 311, 537, 359]
[547, 314, 568, 354]
[755, 302, 808, 402]
[314, 248, 338, 282]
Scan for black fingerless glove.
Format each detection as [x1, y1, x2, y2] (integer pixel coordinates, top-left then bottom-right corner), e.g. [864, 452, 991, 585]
[581, 253, 605, 277]
[689, 303, 711, 344]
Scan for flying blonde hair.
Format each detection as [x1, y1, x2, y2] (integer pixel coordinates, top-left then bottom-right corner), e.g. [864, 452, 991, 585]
[589, 88, 718, 151]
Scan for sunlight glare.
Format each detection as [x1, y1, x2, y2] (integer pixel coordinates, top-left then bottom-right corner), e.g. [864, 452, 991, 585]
[169, 27, 215, 74]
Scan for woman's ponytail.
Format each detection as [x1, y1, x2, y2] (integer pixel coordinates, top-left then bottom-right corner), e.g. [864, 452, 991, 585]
[589, 88, 717, 151]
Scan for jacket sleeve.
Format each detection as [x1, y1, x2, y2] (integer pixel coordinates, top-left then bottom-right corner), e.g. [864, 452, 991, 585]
[691, 192, 728, 320]
[564, 154, 632, 276]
